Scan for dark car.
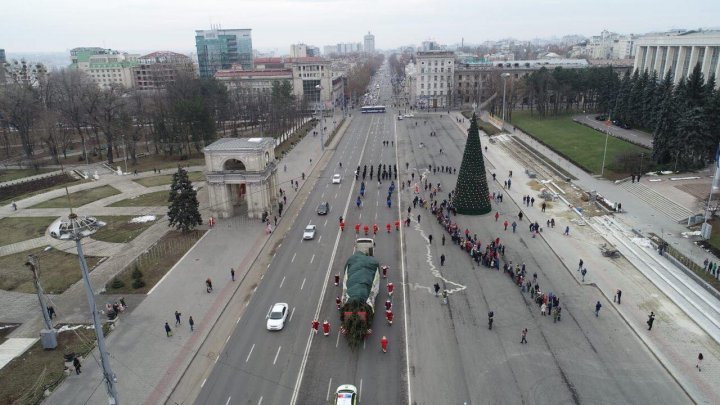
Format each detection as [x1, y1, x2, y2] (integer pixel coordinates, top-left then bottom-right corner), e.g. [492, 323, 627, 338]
[595, 114, 607, 121]
[317, 202, 330, 215]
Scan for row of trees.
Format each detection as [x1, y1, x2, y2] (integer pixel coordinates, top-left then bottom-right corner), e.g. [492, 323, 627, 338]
[346, 55, 384, 105]
[512, 64, 720, 170]
[0, 63, 311, 166]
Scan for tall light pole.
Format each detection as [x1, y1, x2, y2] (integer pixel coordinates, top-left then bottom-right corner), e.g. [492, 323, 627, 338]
[501, 72, 511, 122]
[601, 115, 611, 176]
[25, 255, 57, 349]
[316, 84, 325, 151]
[51, 214, 119, 404]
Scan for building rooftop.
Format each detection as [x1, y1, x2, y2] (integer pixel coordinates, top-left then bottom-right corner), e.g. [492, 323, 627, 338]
[204, 137, 275, 152]
[214, 69, 292, 78]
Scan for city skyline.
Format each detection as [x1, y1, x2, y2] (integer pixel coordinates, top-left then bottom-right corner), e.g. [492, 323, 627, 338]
[2, 0, 719, 53]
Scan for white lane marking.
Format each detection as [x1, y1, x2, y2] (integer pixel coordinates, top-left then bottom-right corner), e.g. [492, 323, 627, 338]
[335, 192, 338, 199]
[236, 317, 241, 325]
[215, 354, 220, 363]
[201, 378, 207, 388]
[273, 346, 282, 365]
[246, 344, 255, 362]
[225, 396, 231, 405]
[300, 278, 306, 290]
[359, 379, 363, 402]
[258, 397, 263, 405]
[292, 253, 296, 263]
[326, 378, 333, 402]
[376, 200, 379, 206]
[290, 115, 376, 405]
[359, 213, 362, 219]
[324, 219, 328, 227]
[336, 330, 341, 347]
[280, 276, 286, 288]
[310, 254, 315, 263]
[226, 334, 231, 344]
[375, 212, 378, 220]
[290, 307, 296, 323]
[318, 235, 322, 243]
[321, 192, 325, 198]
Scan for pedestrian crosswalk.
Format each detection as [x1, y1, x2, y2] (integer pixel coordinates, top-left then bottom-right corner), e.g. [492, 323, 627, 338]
[620, 182, 694, 222]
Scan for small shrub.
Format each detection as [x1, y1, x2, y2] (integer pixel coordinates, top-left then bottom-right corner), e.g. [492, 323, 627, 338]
[131, 266, 143, 280]
[110, 278, 125, 289]
[132, 279, 146, 289]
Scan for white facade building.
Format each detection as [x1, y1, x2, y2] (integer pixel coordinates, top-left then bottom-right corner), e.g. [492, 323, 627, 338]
[364, 32, 375, 54]
[290, 43, 308, 58]
[634, 31, 720, 87]
[414, 51, 454, 109]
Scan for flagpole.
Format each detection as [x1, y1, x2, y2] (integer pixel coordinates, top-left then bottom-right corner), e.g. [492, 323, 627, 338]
[702, 142, 720, 239]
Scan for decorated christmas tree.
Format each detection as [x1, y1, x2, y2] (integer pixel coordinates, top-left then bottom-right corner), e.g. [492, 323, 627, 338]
[453, 114, 492, 215]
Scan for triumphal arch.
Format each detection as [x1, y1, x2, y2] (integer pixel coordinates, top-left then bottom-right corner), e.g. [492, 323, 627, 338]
[203, 137, 278, 219]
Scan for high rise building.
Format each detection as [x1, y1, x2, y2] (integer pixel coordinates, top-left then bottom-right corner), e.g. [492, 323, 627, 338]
[133, 51, 195, 90]
[290, 43, 308, 58]
[0, 49, 5, 84]
[70, 47, 139, 89]
[364, 32, 375, 54]
[195, 28, 253, 78]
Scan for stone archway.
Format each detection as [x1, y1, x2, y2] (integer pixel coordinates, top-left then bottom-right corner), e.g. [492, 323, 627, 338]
[224, 159, 247, 171]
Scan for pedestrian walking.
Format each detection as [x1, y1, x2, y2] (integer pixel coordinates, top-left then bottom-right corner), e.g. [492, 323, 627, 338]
[165, 322, 172, 337]
[541, 303, 547, 316]
[311, 319, 319, 334]
[615, 289, 622, 304]
[433, 282, 440, 296]
[442, 234, 446, 245]
[520, 328, 528, 344]
[11, 201, 17, 210]
[503, 220, 509, 231]
[442, 290, 448, 304]
[417, 214, 421, 223]
[697, 353, 703, 371]
[581, 268, 587, 282]
[595, 301, 602, 317]
[73, 357, 82, 374]
[189, 316, 195, 331]
[323, 320, 331, 336]
[518, 212, 523, 221]
[647, 312, 655, 330]
[541, 202, 546, 212]
[530, 197, 535, 206]
[578, 259, 584, 272]
[512, 221, 517, 233]
[428, 234, 433, 243]
[231, 268, 235, 281]
[381, 335, 389, 353]
[440, 254, 446, 266]
[175, 310, 182, 326]
[564, 226, 570, 236]
[206, 278, 213, 293]
[495, 211, 500, 222]
[47, 306, 56, 319]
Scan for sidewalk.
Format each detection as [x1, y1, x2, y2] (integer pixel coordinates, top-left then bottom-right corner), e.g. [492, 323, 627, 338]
[45, 114, 345, 404]
[451, 111, 720, 403]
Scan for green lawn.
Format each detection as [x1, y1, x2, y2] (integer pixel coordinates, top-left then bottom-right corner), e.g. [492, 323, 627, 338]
[0, 168, 55, 183]
[29, 185, 121, 209]
[0, 247, 103, 294]
[0, 217, 56, 246]
[132, 171, 204, 187]
[91, 215, 161, 243]
[511, 110, 651, 178]
[109, 190, 169, 207]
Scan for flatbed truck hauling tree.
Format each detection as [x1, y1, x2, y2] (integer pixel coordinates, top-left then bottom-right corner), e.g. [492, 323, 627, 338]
[339, 238, 381, 349]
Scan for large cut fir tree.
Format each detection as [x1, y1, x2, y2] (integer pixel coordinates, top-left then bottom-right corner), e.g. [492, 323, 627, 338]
[454, 114, 492, 215]
[168, 167, 202, 232]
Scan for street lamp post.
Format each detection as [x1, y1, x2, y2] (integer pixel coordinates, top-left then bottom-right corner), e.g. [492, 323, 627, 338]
[501, 73, 511, 122]
[51, 214, 119, 404]
[316, 85, 325, 151]
[25, 255, 57, 349]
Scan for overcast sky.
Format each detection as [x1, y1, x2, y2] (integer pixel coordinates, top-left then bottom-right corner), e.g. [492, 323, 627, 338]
[3, 0, 719, 54]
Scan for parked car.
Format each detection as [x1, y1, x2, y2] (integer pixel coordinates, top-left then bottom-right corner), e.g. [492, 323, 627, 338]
[266, 303, 289, 330]
[303, 225, 317, 240]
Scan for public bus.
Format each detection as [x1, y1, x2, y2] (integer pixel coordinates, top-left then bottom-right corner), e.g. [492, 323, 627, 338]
[361, 105, 386, 113]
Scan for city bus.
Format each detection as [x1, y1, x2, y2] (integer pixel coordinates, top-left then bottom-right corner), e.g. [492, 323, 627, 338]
[361, 105, 386, 113]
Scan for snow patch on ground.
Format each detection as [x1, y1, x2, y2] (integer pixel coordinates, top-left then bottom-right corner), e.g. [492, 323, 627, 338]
[56, 324, 93, 333]
[129, 215, 157, 224]
[681, 231, 702, 238]
[632, 237, 653, 248]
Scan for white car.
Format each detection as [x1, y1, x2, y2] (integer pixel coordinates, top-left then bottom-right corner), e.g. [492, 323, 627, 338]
[332, 174, 342, 184]
[266, 303, 288, 330]
[334, 385, 358, 405]
[303, 224, 317, 240]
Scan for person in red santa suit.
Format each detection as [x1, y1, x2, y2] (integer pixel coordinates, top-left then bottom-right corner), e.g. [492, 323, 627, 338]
[381, 265, 388, 278]
[385, 299, 392, 311]
[386, 223, 392, 233]
[387, 281, 394, 297]
[336, 296, 342, 310]
[364, 224, 369, 235]
[322, 320, 330, 336]
[311, 319, 319, 334]
[373, 223, 378, 235]
[386, 310, 394, 325]
[381, 335, 388, 353]
[334, 274, 340, 286]
[355, 223, 361, 234]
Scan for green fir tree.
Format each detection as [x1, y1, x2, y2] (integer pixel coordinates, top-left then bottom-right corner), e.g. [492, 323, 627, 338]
[168, 167, 202, 232]
[453, 114, 491, 215]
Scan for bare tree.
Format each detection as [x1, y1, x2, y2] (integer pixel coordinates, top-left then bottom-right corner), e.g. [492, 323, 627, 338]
[52, 69, 94, 162]
[87, 84, 127, 164]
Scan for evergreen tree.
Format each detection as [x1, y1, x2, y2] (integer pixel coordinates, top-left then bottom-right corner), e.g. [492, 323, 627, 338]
[652, 70, 676, 164]
[168, 167, 202, 232]
[453, 114, 491, 215]
[613, 71, 631, 121]
[627, 69, 645, 127]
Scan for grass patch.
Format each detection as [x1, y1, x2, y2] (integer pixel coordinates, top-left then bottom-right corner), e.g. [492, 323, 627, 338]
[0, 168, 55, 183]
[123, 154, 205, 173]
[29, 185, 120, 209]
[460, 111, 501, 135]
[511, 110, 651, 179]
[91, 215, 161, 243]
[0, 247, 103, 294]
[0, 324, 109, 405]
[106, 230, 205, 294]
[132, 171, 204, 187]
[0, 174, 83, 206]
[324, 118, 347, 147]
[108, 190, 169, 207]
[0, 217, 56, 246]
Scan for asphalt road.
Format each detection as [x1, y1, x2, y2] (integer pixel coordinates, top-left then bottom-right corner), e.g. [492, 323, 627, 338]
[397, 111, 688, 404]
[573, 114, 653, 148]
[196, 64, 407, 405]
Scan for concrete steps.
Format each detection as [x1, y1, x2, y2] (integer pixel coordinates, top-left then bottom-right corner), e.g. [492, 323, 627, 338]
[620, 182, 694, 222]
